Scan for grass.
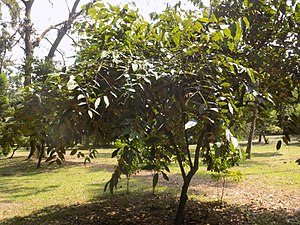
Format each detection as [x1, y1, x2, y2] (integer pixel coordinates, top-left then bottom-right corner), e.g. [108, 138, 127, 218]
[0, 137, 299, 224]
[237, 139, 300, 192]
[0, 149, 114, 220]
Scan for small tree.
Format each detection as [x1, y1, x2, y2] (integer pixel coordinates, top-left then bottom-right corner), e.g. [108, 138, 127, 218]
[69, 2, 251, 224]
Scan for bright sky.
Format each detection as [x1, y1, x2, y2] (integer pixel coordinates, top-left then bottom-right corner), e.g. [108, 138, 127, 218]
[12, 0, 209, 67]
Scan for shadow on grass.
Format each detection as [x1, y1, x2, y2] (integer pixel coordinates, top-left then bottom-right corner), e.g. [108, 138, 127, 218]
[251, 152, 283, 158]
[0, 155, 114, 201]
[1, 191, 299, 225]
[239, 142, 270, 148]
[285, 142, 300, 147]
[0, 156, 85, 177]
[0, 153, 114, 177]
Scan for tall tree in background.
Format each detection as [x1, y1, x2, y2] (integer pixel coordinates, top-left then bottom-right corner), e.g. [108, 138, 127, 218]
[0, 73, 8, 116]
[213, 0, 300, 158]
[0, 0, 92, 166]
[20, 0, 84, 86]
[0, 0, 20, 73]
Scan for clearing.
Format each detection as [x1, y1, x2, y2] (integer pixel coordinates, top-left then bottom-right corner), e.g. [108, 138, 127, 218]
[0, 137, 299, 224]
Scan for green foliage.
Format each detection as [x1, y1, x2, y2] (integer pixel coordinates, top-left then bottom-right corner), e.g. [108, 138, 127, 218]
[0, 0, 20, 73]
[0, 64, 79, 164]
[70, 2, 255, 223]
[267, 125, 283, 135]
[0, 73, 8, 113]
[0, 0, 297, 223]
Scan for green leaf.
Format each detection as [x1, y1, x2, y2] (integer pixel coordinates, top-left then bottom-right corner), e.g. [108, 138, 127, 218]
[152, 173, 159, 190]
[211, 31, 223, 42]
[220, 82, 231, 87]
[103, 96, 109, 108]
[161, 172, 169, 181]
[198, 17, 209, 23]
[84, 157, 91, 165]
[88, 7, 97, 18]
[276, 140, 282, 151]
[94, 97, 101, 109]
[184, 119, 198, 130]
[246, 68, 255, 83]
[282, 136, 289, 145]
[172, 33, 180, 46]
[234, 21, 242, 41]
[88, 110, 93, 118]
[242, 17, 250, 29]
[164, 164, 170, 173]
[70, 149, 77, 156]
[112, 148, 120, 158]
[210, 13, 218, 23]
[230, 23, 237, 38]
[223, 28, 233, 39]
[132, 63, 138, 72]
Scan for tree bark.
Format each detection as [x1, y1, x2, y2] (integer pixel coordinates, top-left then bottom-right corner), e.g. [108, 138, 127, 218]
[26, 138, 36, 160]
[175, 132, 205, 225]
[22, 0, 34, 86]
[175, 175, 192, 225]
[246, 102, 258, 159]
[46, 0, 82, 61]
[9, 146, 19, 158]
[37, 140, 45, 169]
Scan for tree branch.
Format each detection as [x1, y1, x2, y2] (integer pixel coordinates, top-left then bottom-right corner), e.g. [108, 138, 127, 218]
[65, 0, 71, 14]
[65, 32, 78, 46]
[44, 37, 66, 66]
[193, 129, 205, 174]
[46, 0, 82, 61]
[33, 21, 66, 48]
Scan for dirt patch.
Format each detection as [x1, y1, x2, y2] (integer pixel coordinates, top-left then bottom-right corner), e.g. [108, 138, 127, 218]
[1, 192, 299, 225]
[134, 170, 300, 217]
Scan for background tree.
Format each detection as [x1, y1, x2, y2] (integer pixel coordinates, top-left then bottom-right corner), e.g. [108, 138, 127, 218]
[213, 0, 300, 158]
[0, 0, 21, 73]
[0, 0, 95, 166]
[0, 73, 8, 114]
[0, 72, 10, 156]
[20, 0, 85, 86]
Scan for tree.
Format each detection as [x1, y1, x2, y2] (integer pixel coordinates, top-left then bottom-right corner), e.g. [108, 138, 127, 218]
[0, 0, 20, 73]
[0, 73, 8, 114]
[67, 2, 253, 224]
[0, 0, 96, 167]
[213, 0, 300, 158]
[0, 72, 10, 156]
[19, 0, 85, 86]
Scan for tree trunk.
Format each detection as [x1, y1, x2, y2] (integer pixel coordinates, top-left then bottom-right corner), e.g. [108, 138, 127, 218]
[175, 175, 193, 225]
[37, 140, 45, 169]
[246, 102, 258, 159]
[22, 0, 34, 86]
[9, 146, 19, 158]
[26, 139, 36, 160]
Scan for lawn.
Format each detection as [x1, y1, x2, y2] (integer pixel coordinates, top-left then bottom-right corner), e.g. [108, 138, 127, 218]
[0, 137, 299, 224]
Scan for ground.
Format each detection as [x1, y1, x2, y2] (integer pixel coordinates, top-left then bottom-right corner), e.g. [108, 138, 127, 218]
[0, 137, 299, 224]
